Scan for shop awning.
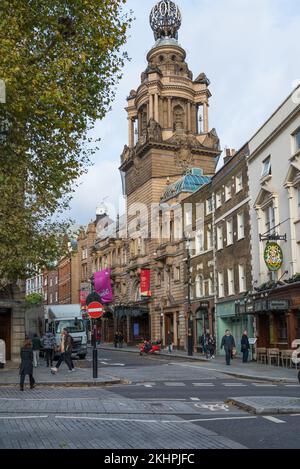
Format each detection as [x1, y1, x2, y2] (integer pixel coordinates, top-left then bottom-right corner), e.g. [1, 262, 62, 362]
[114, 307, 149, 318]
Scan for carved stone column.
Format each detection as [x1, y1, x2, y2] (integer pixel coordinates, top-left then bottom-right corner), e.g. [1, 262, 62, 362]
[154, 93, 159, 122]
[203, 101, 209, 133]
[128, 118, 134, 148]
[149, 94, 154, 120]
[168, 97, 172, 129]
[187, 101, 191, 132]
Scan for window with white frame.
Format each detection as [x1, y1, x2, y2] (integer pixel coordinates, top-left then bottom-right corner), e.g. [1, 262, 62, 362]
[218, 272, 224, 298]
[237, 211, 245, 240]
[217, 224, 223, 250]
[185, 209, 192, 227]
[238, 264, 246, 293]
[261, 156, 271, 178]
[44, 277, 48, 287]
[225, 183, 231, 201]
[174, 266, 180, 282]
[294, 129, 300, 153]
[227, 268, 234, 295]
[216, 191, 222, 209]
[50, 293, 53, 304]
[55, 292, 58, 302]
[226, 219, 233, 245]
[195, 229, 204, 254]
[206, 197, 213, 214]
[44, 292, 48, 302]
[195, 275, 203, 298]
[235, 173, 243, 193]
[265, 204, 275, 234]
[208, 278, 213, 296]
[207, 227, 213, 250]
[55, 276, 58, 285]
[50, 278, 53, 287]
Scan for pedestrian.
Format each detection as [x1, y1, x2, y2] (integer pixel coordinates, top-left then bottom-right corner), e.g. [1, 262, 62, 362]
[167, 331, 172, 353]
[19, 338, 35, 391]
[32, 333, 42, 368]
[51, 329, 74, 374]
[207, 334, 216, 359]
[96, 327, 101, 346]
[118, 331, 124, 348]
[220, 330, 236, 366]
[41, 328, 56, 367]
[114, 331, 119, 348]
[241, 329, 250, 363]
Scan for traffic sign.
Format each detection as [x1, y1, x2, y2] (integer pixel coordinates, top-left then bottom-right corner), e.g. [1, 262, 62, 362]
[87, 301, 104, 319]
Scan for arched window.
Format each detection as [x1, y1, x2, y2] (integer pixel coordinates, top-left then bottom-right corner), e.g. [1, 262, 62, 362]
[173, 105, 184, 132]
[195, 275, 204, 298]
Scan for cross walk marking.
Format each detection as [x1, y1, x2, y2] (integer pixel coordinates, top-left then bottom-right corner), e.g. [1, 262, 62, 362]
[222, 383, 247, 387]
[192, 383, 215, 387]
[263, 416, 286, 424]
[164, 382, 186, 387]
[252, 383, 277, 387]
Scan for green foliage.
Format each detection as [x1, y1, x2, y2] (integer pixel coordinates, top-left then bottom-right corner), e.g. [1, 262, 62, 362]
[25, 292, 44, 307]
[286, 273, 300, 284]
[0, 0, 132, 283]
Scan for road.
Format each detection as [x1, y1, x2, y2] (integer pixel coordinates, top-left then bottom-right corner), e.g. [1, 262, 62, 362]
[0, 348, 299, 449]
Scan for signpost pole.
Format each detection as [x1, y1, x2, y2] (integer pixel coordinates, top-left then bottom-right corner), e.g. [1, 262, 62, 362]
[92, 320, 98, 379]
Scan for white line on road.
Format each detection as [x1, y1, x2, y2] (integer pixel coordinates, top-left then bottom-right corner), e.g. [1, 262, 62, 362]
[0, 415, 49, 419]
[222, 383, 247, 387]
[164, 382, 186, 386]
[284, 385, 300, 387]
[192, 383, 214, 386]
[54, 415, 257, 423]
[263, 416, 286, 424]
[190, 397, 200, 401]
[252, 383, 277, 387]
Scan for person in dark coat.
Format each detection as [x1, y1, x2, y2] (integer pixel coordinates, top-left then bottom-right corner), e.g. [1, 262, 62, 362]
[118, 331, 124, 348]
[166, 331, 173, 353]
[241, 330, 250, 363]
[207, 334, 216, 359]
[114, 332, 119, 348]
[19, 339, 35, 391]
[41, 328, 56, 367]
[221, 330, 236, 365]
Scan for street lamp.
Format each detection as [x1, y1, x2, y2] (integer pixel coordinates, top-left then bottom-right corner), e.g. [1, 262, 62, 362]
[185, 234, 193, 356]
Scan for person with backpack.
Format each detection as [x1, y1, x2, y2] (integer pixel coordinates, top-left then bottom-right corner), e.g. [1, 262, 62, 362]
[51, 329, 75, 374]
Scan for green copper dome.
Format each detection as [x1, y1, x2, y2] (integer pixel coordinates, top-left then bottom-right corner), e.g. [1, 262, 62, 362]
[161, 168, 211, 202]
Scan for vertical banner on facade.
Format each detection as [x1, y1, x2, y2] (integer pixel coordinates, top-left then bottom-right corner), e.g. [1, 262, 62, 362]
[94, 269, 113, 303]
[140, 269, 151, 297]
[80, 290, 89, 307]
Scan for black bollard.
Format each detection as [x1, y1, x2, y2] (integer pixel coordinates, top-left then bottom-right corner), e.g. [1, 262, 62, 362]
[93, 347, 98, 379]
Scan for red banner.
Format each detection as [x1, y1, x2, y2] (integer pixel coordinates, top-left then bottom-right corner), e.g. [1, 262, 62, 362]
[140, 269, 151, 297]
[80, 290, 89, 306]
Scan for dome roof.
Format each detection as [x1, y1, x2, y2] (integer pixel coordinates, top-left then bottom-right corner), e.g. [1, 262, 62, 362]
[161, 168, 211, 202]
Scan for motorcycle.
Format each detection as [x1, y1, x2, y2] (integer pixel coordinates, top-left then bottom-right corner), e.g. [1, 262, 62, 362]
[139, 340, 161, 355]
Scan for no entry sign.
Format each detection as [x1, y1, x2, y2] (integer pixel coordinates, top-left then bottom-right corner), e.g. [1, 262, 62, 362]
[87, 301, 104, 319]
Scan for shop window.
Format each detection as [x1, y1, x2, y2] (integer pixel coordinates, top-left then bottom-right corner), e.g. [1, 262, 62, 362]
[278, 316, 287, 342]
[296, 313, 300, 339]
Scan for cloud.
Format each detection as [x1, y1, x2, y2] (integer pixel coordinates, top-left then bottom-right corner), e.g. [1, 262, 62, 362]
[67, 0, 300, 224]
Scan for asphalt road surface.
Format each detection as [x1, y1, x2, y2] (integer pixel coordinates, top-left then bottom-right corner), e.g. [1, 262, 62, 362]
[0, 348, 299, 449]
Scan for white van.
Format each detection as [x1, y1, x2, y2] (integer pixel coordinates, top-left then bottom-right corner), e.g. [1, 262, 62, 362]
[44, 304, 87, 359]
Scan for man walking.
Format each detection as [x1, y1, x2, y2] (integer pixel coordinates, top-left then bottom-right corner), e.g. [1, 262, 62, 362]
[51, 329, 74, 374]
[221, 330, 236, 366]
[32, 333, 42, 368]
[241, 329, 250, 363]
[167, 331, 172, 353]
[42, 328, 56, 367]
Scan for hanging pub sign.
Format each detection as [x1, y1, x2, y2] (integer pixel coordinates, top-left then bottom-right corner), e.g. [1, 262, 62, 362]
[140, 269, 151, 297]
[264, 242, 283, 272]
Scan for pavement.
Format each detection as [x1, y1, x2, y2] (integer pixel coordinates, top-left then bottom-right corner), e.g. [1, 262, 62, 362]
[99, 343, 300, 384]
[0, 358, 122, 387]
[227, 396, 300, 415]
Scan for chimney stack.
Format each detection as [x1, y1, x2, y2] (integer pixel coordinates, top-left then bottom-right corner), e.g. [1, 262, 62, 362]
[223, 148, 236, 165]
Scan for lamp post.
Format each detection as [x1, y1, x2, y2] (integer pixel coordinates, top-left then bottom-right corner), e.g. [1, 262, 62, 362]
[185, 235, 193, 356]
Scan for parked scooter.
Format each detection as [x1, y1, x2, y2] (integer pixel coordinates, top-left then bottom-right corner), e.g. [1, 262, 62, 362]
[139, 339, 161, 355]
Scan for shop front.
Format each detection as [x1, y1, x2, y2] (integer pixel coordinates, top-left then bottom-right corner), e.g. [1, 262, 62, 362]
[191, 300, 215, 353]
[114, 306, 150, 345]
[254, 283, 300, 350]
[216, 300, 254, 356]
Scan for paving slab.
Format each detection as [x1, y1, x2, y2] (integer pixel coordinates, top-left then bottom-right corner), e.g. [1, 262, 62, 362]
[227, 396, 300, 415]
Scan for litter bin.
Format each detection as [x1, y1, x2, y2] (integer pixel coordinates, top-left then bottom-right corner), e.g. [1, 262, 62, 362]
[0, 339, 6, 368]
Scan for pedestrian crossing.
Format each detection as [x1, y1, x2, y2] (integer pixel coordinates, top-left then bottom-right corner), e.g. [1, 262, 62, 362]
[132, 381, 298, 388]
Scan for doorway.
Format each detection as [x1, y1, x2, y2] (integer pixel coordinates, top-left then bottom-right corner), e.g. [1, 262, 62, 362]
[164, 313, 174, 345]
[0, 308, 11, 360]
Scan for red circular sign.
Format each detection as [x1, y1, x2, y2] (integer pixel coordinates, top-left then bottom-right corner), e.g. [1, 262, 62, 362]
[87, 301, 104, 319]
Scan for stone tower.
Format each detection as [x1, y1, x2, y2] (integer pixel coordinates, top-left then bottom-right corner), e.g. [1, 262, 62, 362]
[118, 1, 221, 343]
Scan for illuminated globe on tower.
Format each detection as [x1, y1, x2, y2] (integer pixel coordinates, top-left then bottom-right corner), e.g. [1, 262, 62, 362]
[150, 1, 182, 41]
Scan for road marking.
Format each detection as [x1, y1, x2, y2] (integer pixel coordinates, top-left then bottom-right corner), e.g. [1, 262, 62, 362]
[54, 415, 257, 423]
[284, 385, 299, 387]
[139, 398, 187, 401]
[252, 383, 277, 387]
[192, 383, 215, 387]
[164, 382, 186, 387]
[222, 383, 247, 387]
[0, 415, 49, 419]
[195, 403, 230, 412]
[190, 397, 200, 401]
[263, 416, 286, 424]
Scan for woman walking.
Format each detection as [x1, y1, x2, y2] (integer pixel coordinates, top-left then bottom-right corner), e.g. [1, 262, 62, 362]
[32, 333, 42, 367]
[19, 338, 35, 391]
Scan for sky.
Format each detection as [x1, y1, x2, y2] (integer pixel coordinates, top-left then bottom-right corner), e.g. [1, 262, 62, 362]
[65, 0, 300, 226]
